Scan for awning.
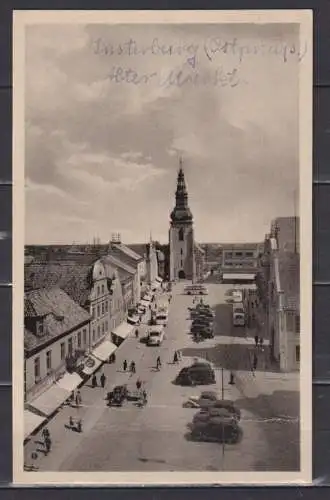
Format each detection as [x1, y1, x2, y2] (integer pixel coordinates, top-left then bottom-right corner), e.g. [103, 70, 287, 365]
[82, 355, 103, 376]
[155, 276, 163, 283]
[139, 299, 150, 308]
[111, 321, 134, 340]
[92, 340, 117, 362]
[29, 384, 70, 417]
[56, 372, 83, 393]
[24, 410, 46, 439]
[222, 273, 256, 281]
[151, 281, 161, 289]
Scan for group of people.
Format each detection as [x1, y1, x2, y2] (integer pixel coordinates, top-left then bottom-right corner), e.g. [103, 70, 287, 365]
[70, 389, 82, 407]
[41, 427, 52, 454]
[122, 359, 136, 373]
[254, 335, 264, 349]
[91, 372, 107, 388]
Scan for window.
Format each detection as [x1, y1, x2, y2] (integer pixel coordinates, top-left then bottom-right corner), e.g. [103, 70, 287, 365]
[97, 325, 101, 338]
[34, 357, 40, 381]
[180, 248, 183, 255]
[105, 320, 108, 332]
[295, 315, 300, 333]
[92, 307, 95, 319]
[181, 260, 183, 267]
[92, 329, 96, 342]
[246, 252, 254, 257]
[179, 228, 184, 241]
[77, 331, 82, 348]
[102, 302, 105, 315]
[60, 342, 65, 360]
[68, 338, 73, 355]
[102, 284, 105, 295]
[102, 323, 105, 335]
[105, 301, 108, 313]
[46, 351, 52, 372]
[296, 345, 300, 363]
[235, 252, 243, 257]
[37, 321, 44, 335]
[83, 328, 87, 346]
[97, 286, 100, 296]
[97, 305, 100, 318]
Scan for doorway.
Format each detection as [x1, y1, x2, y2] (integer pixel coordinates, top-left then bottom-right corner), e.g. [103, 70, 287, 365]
[178, 270, 186, 279]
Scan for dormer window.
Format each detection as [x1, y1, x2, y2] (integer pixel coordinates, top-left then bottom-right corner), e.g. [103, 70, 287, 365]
[36, 319, 45, 337]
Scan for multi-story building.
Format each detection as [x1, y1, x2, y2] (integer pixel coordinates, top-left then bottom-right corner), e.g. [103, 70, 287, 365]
[24, 287, 91, 402]
[146, 239, 159, 285]
[221, 243, 261, 273]
[101, 254, 139, 311]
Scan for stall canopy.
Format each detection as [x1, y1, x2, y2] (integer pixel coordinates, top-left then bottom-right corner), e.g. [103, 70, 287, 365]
[82, 355, 103, 376]
[112, 322, 134, 340]
[92, 340, 117, 362]
[29, 384, 70, 417]
[56, 372, 83, 393]
[139, 299, 150, 308]
[24, 410, 46, 439]
[222, 273, 256, 282]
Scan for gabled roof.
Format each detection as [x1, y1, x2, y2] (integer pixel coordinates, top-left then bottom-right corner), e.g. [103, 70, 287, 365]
[24, 287, 91, 352]
[101, 254, 136, 276]
[24, 262, 94, 307]
[110, 242, 144, 262]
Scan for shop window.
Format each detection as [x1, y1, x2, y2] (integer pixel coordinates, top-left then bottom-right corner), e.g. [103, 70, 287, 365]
[46, 350, 52, 373]
[34, 357, 40, 382]
[60, 342, 65, 360]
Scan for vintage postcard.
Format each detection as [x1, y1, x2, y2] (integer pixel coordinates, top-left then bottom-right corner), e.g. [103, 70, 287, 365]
[13, 10, 313, 485]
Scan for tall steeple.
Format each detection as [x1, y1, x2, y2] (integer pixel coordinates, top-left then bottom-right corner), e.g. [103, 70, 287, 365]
[170, 158, 193, 224]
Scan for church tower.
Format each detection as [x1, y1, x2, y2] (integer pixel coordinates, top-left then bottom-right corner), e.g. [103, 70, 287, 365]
[169, 160, 195, 281]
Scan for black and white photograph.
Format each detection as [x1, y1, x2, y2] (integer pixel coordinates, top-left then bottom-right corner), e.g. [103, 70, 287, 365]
[13, 10, 312, 485]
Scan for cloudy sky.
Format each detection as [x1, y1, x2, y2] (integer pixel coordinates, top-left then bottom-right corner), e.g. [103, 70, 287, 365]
[25, 22, 301, 244]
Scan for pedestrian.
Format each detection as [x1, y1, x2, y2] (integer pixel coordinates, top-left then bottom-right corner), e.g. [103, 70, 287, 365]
[100, 373, 106, 388]
[254, 335, 259, 347]
[259, 337, 264, 348]
[253, 354, 258, 371]
[123, 359, 128, 372]
[136, 379, 142, 390]
[135, 328, 139, 339]
[44, 436, 51, 455]
[130, 361, 136, 373]
[156, 356, 161, 370]
[42, 427, 49, 442]
[173, 351, 178, 363]
[92, 374, 97, 388]
[75, 390, 81, 407]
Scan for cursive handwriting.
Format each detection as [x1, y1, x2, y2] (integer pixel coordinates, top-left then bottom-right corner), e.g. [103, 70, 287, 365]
[92, 36, 308, 65]
[108, 65, 243, 88]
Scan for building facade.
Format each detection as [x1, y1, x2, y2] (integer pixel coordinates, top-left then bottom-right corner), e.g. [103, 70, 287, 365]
[146, 240, 159, 285]
[24, 288, 91, 401]
[169, 166, 195, 281]
[221, 243, 261, 274]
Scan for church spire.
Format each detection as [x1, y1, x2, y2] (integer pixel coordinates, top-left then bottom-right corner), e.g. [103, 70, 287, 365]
[170, 158, 193, 224]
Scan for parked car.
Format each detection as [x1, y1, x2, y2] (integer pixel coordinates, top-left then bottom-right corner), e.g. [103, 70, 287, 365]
[175, 362, 216, 386]
[187, 392, 241, 420]
[127, 314, 140, 326]
[107, 385, 128, 406]
[188, 408, 242, 444]
[190, 324, 214, 337]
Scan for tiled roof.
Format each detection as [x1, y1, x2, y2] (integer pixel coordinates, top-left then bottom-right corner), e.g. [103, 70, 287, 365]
[24, 262, 94, 307]
[278, 251, 300, 311]
[110, 243, 144, 262]
[24, 288, 91, 352]
[101, 254, 136, 275]
[128, 244, 147, 258]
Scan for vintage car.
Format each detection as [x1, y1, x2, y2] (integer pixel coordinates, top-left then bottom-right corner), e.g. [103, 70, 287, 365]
[107, 385, 128, 406]
[175, 363, 216, 386]
[185, 392, 241, 420]
[188, 408, 242, 444]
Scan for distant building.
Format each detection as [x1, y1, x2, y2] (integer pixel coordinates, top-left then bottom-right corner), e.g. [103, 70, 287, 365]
[100, 254, 139, 312]
[156, 249, 165, 278]
[194, 243, 206, 282]
[146, 239, 159, 285]
[24, 287, 91, 401]
[221, 243, 261, 275]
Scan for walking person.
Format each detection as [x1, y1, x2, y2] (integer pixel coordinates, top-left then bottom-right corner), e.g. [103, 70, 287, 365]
[44, 435, 52, 455]
[92, 374, 97, 388]
[130, 361, 136, 374]
[100, 373, 106, 388]
[136, 379, 142, 390]
[42, 427, 49, 443]
[253, 353, 258, 371]
[254, 335, 259, 347]
[156, 356, 161, 370]
[75, 390, 82, 407]
[173, 351, 179, 364]
[123, 359, 128, 372]
[259, 337, 264, 349]
[135, 328, 139, 339]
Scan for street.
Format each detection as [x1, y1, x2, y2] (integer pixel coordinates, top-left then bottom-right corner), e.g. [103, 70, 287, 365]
[25, 281, 300, 472]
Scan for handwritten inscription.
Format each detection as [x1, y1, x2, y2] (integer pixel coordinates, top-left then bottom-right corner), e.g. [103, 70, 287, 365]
[108, 66, 242, 88]
[91, 36, 308, 64]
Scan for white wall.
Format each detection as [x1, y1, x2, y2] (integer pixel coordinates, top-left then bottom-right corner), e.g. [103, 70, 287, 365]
[169, 225, 194, 280]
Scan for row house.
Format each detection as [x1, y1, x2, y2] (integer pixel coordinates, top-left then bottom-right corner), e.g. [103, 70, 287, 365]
[24, 287, 91, 402]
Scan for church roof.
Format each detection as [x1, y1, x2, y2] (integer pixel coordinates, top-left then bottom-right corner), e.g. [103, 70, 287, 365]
[170, 166, 193, 224]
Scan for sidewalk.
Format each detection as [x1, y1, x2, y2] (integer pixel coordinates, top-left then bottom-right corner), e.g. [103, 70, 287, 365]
[24, 291, 168, 471]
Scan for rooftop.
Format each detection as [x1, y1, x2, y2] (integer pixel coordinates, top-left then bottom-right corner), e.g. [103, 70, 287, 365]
[25, 261, 94, 307]
[109, 242, 144, 262]
[24, 287, 91, 352]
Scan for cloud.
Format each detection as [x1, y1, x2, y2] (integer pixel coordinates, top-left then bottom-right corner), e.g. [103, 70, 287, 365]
[24, 22, 300, 244]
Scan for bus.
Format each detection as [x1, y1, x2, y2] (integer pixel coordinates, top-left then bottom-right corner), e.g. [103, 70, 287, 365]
[232, 302, 246, 326]
[155, 308, 169, 326]
[184, 284, 208, 295]
[147, 326, 165, 346]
